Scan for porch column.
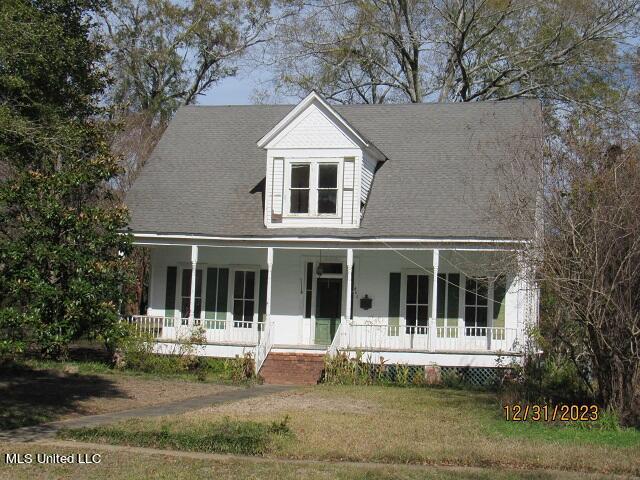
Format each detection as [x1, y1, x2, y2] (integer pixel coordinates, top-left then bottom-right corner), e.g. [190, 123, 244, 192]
[266, 247, 274, 327]
[189, 245, 198, 326]
[345, 248, 353, 322]
[430, 249, 439, 348]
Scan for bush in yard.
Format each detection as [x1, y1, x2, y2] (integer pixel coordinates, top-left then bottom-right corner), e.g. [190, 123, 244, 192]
[224, 353, 256, 383]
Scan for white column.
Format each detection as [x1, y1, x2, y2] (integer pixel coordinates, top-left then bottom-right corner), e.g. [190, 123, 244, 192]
[266, 247, 274, 327]
[189, 245, 198, 326]
[345, 249, 353, 322]
[430, 249, 439, 349]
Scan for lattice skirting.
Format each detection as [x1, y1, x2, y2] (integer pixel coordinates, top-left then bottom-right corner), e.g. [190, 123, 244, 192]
[364, 364, 511, 388]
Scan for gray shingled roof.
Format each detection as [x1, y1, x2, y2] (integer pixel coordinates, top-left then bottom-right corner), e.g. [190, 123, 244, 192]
[126, 100, 541, 239]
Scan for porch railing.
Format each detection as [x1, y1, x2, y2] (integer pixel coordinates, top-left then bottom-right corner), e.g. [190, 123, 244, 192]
[342, 321, 521, 353]
[327, 320, 344, 357]
[254, 320, 273, 373]
[124, 316, 264, 346]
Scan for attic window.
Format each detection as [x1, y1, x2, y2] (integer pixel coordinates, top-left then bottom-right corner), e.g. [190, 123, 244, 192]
[290, 164, 310, 213]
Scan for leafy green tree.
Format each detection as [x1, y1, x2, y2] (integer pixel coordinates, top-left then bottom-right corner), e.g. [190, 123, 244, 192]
[0, 0, 133, 358]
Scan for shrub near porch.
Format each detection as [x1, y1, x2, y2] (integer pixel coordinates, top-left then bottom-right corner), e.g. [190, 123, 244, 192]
[62, 386, 640, 476]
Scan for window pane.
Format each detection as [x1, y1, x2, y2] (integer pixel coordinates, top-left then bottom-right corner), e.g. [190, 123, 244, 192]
[181, 298, 190, 318]
[290, 189, 309, 213]
[406, 305, 417, 325]
[181, 269, 192, 296]
[318, 164, 337, 188]
[448, 274, 460, 318]
[194, 298, 202, 318]
[318, 190, 337, 214]
[437, 274, 446, 318]
[244, 300, 254, 322]
[319, 263, 342, 274]
[233, 300, 243, 321]
[291, 164, 310, 188]
[476, 307, 488, 327]
[406, 275, 417, 304]
[465, 278, 476, 305]
[465, 306, 476, 327]
[417, 305, 429, 325]
[477, 280, 488, 306]
[234, 271, 244, 298]
[244, 271, 255, 299]
[418, 275, 429, 304]
[195, 270, 202, 295]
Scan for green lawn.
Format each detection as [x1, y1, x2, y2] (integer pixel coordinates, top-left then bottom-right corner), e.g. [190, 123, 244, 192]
[59, 385, 640, 476]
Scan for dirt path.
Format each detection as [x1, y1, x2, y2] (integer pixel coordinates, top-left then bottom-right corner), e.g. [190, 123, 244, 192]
[0, 385, 293, 442]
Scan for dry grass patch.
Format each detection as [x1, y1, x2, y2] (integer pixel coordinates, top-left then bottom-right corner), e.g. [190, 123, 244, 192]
[151, 385, 639, 476]
[0, 442, 619, 480]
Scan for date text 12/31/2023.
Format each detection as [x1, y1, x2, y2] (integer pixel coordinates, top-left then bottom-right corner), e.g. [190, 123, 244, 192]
[504, 404, 599, 422]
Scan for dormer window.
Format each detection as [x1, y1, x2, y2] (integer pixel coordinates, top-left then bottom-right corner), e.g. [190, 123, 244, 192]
[318, 164, 338, 214]
[286, 160, 341, 217]
[290, 164, 310, 213]
[259, 91, 387, 228]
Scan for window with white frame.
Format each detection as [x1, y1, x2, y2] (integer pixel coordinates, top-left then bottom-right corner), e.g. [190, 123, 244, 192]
[317, 164, 338, 214]
[464, 277, 488, 335]
[232, 270, 255, 328]
[289, 164, 310, 213]
[405, 274, 429, 334]
[180, 268, 202, 324]
[287, 161, 340, 216]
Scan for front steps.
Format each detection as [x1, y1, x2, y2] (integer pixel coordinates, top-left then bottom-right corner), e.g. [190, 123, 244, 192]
[259, 352, 326, 385]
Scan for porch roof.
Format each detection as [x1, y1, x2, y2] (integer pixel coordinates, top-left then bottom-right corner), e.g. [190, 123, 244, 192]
[126, 100, 541, 240]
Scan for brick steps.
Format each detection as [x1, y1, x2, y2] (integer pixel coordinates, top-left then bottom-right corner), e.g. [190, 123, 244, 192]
[259, 352, 326, 385]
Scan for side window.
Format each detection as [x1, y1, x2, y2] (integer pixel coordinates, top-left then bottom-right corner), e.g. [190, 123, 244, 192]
[465, 277, 488, 335]
[289, 164, 310, 213]
[405, 274, 429, 333]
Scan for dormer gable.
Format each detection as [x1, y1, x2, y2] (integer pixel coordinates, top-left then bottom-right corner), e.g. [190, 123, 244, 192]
[258, 92, 385, 229]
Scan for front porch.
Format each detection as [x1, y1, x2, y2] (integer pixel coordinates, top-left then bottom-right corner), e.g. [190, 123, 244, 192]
[131, 241, 536, 371]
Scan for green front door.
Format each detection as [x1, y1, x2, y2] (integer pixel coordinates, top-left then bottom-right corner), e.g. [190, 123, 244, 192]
[315, 277, 342, 345]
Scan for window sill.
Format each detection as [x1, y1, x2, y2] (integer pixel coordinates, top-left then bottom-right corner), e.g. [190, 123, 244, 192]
[284, 214, 341, 219]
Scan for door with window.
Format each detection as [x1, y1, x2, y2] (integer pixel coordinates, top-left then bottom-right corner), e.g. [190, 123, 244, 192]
[315, 277, 342, 345]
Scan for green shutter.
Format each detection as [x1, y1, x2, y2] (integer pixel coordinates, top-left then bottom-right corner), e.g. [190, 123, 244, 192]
[436, 274, 446, 328]
[388, 272, 401, 336]
[165, 266, 177, 318]
[203, 268, 221, 328]
[217, 268, 229, 320]
[258, 269, 268, 330]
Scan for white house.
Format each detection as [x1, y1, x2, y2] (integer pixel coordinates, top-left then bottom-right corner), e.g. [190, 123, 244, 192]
[125, 92, 542, 383]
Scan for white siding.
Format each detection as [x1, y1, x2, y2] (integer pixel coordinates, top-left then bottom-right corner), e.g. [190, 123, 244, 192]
[342, 158, 355, 224]
[361, 153, 377, 204]
[271, 157, 284, 216]
[271, 104, 357, 149]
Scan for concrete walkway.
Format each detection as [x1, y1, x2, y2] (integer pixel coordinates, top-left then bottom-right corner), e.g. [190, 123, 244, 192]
[0, 384, 292, 442]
